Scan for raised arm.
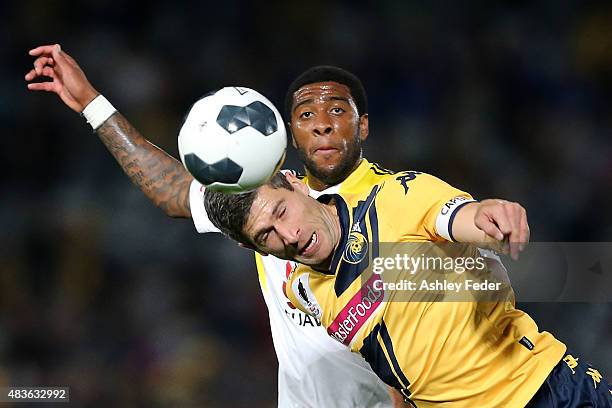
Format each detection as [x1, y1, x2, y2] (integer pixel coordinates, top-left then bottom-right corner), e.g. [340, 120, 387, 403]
[25, 44, 193, 218]
[95, 113, 193, 218]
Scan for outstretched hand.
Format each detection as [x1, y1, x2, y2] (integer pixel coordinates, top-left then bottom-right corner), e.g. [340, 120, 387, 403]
[473, 199, 530, 260]
[25, 44, 98, 113]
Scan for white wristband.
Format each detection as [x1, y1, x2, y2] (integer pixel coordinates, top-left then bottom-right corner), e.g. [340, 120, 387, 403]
[81, 95, 116, 130]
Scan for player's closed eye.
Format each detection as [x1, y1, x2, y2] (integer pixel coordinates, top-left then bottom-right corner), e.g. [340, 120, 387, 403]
[258, 231, 269, 246]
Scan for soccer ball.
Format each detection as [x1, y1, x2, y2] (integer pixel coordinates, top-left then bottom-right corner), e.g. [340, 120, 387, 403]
[178, 87, 287, 193]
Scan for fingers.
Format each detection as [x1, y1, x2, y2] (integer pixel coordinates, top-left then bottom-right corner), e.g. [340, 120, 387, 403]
[25, 62, 56, 81]
[27, 81, 56, 92]
[28, 44, 63, 76]
[33, 56, 54, 75]
[502, 203, 521, 260]
[25, 54, 55, 80]
[502, 202, 528, 260]
[25, 45, 60, 92]
[51, 43, 67, 63]
[519, 209, 530, 250]
[41, 66, 55, 78]
[24, 68, 37, 81]
[478, 200, 529, 260]
[474, 213, 504, 241]
[28, 44, 60, 57]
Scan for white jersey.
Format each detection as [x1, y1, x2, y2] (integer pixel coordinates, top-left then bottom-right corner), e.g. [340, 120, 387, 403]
[189, 163, 393, 407]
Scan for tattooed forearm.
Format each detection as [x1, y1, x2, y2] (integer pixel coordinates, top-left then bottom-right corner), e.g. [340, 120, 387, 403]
[96, 112, 193, 218]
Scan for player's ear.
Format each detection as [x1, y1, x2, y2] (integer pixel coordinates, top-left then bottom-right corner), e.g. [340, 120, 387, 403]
[238, 242, 268, 256]
[285, 172, 309, 195]
[358, 114, 369, 142]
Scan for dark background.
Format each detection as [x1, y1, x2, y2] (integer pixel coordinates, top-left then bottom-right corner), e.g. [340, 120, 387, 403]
[2, 0, 611, 406]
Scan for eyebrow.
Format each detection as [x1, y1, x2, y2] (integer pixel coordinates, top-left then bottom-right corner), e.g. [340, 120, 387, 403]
[292, 96, 351, 113]
[253, 199, 284, 244]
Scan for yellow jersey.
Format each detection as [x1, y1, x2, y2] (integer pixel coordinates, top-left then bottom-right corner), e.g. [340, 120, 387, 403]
[286, 170, 566, 407]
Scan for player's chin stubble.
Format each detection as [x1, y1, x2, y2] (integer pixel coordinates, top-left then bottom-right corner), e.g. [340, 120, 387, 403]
[298, 131, 363, 187]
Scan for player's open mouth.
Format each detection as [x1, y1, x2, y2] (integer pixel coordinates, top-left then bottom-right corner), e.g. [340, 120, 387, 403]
[301, 232, 318, 256]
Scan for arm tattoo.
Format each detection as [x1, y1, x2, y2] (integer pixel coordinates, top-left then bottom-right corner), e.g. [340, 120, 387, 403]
[96, 112, 193, 218]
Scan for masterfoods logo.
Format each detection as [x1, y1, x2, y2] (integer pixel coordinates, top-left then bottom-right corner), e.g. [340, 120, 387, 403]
[327, 274, 384, 346]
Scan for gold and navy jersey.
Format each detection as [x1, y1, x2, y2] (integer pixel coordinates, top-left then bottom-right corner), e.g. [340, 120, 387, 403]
[286, 172, 566, 407]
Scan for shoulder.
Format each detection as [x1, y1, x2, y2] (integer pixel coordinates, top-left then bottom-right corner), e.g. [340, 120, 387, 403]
[372, 171, 474, 239]
[374, 171, 441, 198]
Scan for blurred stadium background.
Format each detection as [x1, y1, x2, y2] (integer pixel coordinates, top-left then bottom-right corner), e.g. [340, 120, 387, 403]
[2, 0, 611, 406]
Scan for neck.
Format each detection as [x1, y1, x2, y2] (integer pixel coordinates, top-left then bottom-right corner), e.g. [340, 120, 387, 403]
[305, 175, 330, 191]
[306, 158, 363, 191]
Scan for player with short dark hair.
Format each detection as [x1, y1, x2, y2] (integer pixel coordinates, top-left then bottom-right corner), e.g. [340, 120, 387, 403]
[205, 172, 294, 246]
[284, 65, 368, 120]
[283, 67, 371, 190]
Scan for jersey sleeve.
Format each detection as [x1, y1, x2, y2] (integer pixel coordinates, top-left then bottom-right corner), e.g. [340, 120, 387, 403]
[189, 179, 221, 234]
[381, 172, 475, 241]
[285, 266, 323, 320]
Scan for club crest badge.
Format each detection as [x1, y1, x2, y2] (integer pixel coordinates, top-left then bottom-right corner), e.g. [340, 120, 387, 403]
[343, 231, 368, 264]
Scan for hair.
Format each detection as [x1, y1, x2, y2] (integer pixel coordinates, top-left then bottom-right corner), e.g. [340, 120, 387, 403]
[284, 65, 368, 121]
[204, 172, 294, 246]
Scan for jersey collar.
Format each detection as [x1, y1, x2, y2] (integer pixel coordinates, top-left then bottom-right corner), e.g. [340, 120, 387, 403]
[316, 183, 381, 276]
[315, 193, 350, 275]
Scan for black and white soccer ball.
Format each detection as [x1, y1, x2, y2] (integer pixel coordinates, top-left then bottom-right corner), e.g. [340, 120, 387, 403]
[178, 87, 287, 193]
